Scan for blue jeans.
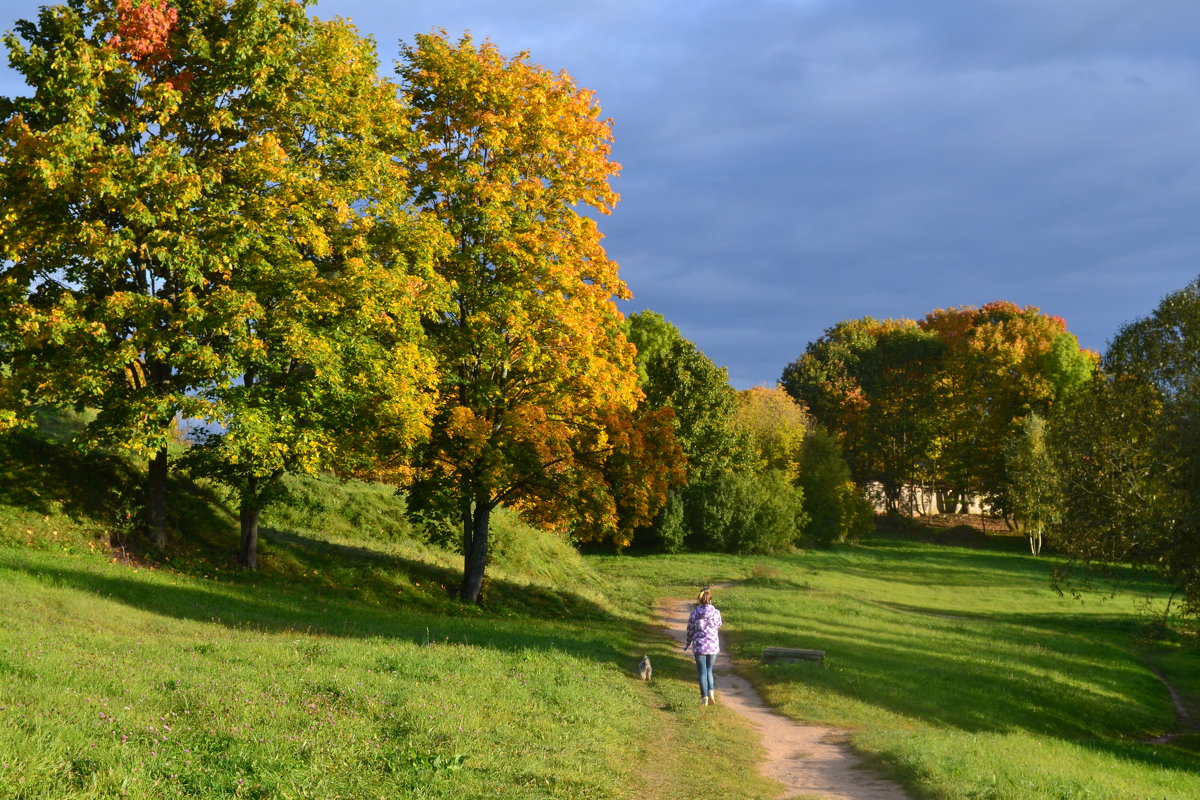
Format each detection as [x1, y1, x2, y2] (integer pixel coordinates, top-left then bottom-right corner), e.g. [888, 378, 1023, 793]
[694, 653, 716, 698]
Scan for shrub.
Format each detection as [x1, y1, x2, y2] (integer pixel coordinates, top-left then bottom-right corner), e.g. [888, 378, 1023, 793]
[654, 491, 689, 553]
[688, 469, 807, 554]
[839, 480, 876, 543]
[798, 426, 869, 544]
[750, 563, 782, 580]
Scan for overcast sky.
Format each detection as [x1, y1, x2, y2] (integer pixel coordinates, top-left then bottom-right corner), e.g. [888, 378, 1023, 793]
[4, 1, 1199, 388]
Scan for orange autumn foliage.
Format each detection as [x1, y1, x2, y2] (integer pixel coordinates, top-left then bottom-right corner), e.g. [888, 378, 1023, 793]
[399, 32, 680, 599]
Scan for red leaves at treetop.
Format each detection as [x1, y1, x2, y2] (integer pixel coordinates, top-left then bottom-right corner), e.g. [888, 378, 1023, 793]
[107, 0, 177, 65]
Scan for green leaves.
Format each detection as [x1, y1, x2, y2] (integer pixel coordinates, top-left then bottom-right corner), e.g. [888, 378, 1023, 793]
[0, 2, 450, 551]
[0, 9, 663, 578]
[1049, 276, 1200, 619]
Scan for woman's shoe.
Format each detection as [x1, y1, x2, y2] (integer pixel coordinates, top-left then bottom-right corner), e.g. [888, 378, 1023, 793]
[709, 689, 718, 704]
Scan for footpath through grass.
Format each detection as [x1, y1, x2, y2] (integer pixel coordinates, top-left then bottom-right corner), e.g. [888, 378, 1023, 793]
[0, 429, 777, 799]
[594, 531, 1200, 800]
[0, 540, 782, 800]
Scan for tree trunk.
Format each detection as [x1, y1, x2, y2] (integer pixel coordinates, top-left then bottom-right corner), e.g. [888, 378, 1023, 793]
[460, 490, 492, 604]
[239, 493, 262, 571]
[882, 480, 901, 514]
[1029, 528, 1042, 556]
[238, 470, 283, 570]
[145, 446, 169, 550]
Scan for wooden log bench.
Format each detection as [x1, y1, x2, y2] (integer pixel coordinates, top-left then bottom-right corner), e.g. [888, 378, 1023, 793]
[761, 646, 825, 665]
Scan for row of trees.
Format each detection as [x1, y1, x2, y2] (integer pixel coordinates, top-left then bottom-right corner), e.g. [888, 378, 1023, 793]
[0, 0, 680, 601]
[783, 286, 1199, 620]
[626, 311, 872, 554]
[15, 2, 1185, 614]
[1007, 277, 1200, 618]
[781, 302, 1097, 517]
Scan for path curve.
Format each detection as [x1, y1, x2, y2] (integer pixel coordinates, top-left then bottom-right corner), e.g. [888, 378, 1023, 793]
[1144, 663, 1196, 744]
[657, 597, 913, 800]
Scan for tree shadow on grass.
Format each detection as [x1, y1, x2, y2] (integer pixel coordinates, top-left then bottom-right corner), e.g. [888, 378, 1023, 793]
[0, 432, 135, 525]
[750, 635, 1200, 781]
[829, 546, 1171, 601]
[0, 546, 628, 666]
[255, 525, 613, 623]
[736, 586, 1179, 747]
[0, 431, 239, 562]
[1053, 734, 1200, 781]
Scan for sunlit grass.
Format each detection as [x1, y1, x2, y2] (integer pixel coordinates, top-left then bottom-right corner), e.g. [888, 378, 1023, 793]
[0, 541, 785, 800]
[0, 428, 780, 799]
[594, 535, 1200, 800]
[5, 425, 1197, 798]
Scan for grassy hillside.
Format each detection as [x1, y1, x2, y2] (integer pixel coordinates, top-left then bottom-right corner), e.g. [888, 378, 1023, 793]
[0, 430, 777, 799]
[594, 531, 1200, 800]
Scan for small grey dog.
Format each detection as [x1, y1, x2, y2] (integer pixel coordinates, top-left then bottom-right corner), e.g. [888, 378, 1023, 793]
[638, 655, 653, 681]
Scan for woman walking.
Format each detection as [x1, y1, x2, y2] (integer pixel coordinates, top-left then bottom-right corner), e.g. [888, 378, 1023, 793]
[684, 587, 723, 706]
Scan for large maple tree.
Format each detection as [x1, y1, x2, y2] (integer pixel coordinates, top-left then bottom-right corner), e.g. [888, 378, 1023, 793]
[0, 1, 444, 552]
[181, 19, 448, 568]
[398, 32, 674, 602]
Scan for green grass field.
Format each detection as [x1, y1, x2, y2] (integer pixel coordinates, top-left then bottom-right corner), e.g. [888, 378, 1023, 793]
[0, 542, 784, 800]
[0, 431, 778, 799]
[594, 535, 1200, 800]
[1, 428, 1198, 799]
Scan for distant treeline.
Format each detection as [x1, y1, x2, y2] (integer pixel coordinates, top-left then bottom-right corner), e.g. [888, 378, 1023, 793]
[783, 284, 1200, 621]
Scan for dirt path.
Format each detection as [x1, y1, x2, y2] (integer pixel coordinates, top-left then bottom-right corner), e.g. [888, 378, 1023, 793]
[657, 597, 913, 800]
[1145, 663, 1197, 745]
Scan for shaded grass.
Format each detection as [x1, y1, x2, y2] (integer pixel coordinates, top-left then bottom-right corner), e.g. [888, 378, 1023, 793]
[0, 425, 607, 616]
[0, 431, 135, 555]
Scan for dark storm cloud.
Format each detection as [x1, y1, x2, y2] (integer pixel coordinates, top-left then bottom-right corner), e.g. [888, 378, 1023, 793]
[4, 0, 1199, 388]
[588, 0, 1200, 386]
